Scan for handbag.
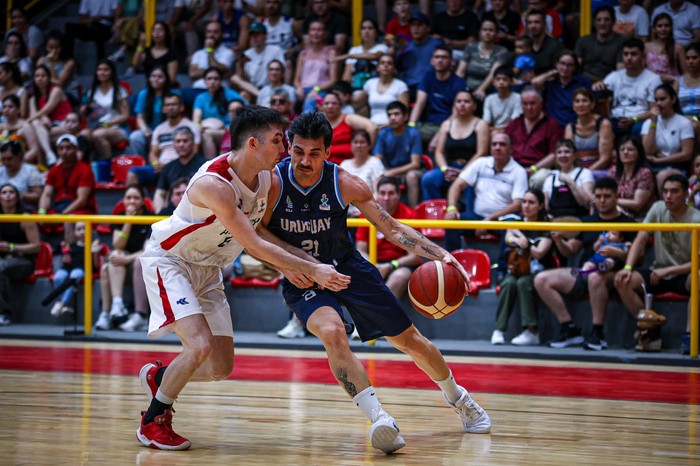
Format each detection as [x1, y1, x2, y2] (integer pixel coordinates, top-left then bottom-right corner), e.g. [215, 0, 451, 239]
[506, 247, 531, 277]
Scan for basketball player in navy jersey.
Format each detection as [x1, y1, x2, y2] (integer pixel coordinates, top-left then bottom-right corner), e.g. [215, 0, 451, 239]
[261, 112, 491, 455]
[134, 106, 351, 450]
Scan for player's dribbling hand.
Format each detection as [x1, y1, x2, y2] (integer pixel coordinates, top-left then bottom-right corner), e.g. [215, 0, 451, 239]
[312, 264, 351, 291]
[443, 255, 472, 295]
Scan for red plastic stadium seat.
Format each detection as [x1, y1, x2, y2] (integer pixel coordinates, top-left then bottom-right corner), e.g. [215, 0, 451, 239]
[230, 276, 282, 289]
[415, 199, 447, 241]
[451, 249, 491, 296]
[420, 154, 434, 171]
[655, 292, 689, 302]
[27, 242, 54, 283]
[112, 154, 146, 185]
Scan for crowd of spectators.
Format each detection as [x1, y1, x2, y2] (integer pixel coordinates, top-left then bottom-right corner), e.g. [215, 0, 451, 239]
[0, 0, 699, 354]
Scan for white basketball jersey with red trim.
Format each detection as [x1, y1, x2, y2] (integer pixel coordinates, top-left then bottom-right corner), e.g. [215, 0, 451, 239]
[146, 154, 271, 268]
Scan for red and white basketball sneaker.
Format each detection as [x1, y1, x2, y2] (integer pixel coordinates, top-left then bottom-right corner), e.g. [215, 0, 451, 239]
[139, 360, 162, 400]
[137, 410, 191, 450]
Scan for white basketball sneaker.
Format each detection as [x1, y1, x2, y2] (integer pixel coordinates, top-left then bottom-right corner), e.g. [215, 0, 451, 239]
[369, 414, 405, 454]
[445, 387, 491, 434]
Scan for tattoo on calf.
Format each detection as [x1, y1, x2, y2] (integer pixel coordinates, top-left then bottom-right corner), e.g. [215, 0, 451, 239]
[337, 368, 358, 396]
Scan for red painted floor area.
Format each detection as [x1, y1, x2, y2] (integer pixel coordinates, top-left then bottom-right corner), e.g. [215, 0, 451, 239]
[1, 345, 699, 404]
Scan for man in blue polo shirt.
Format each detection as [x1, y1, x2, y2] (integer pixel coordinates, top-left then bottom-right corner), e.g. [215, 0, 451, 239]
[409, 44, 467, 148]
[396, 13, 443, 99]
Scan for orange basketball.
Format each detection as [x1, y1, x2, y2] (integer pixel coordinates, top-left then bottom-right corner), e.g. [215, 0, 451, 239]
[408, 261, 466, 319]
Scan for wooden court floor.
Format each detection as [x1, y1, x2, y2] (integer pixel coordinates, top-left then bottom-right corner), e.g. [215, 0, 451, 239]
[0, 339, 698, 465]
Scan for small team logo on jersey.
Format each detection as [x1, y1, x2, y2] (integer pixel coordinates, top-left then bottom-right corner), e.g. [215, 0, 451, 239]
[257, 199, 266, 213]
[285, 195, 293, 212]
[319, 194, 330, 211]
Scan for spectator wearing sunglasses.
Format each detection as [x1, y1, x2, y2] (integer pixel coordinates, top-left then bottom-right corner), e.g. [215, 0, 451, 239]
[257, 59, 297, 107]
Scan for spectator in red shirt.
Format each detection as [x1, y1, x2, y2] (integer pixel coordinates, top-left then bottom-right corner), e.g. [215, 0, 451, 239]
[505, 86, 563, 184]
[384, 0, 414, 46]
[38, 134, 97, 243]
[355, 176, 423, 300]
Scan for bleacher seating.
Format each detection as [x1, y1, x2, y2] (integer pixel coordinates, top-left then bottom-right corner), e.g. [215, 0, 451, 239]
[26, 242, 54, 283]
[451, 249, 491, 296]
[96, 154, 146, 189]
[415, 199, 447, 241]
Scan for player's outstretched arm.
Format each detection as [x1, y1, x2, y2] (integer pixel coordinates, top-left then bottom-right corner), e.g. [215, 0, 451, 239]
[189, 175, 350, 291]
[343, 170, 471, 287]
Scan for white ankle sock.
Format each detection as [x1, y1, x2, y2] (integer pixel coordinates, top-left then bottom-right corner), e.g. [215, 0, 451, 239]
[433, 370, 463, 404]
[112, 297, 123, 307]
[155, 388, 176, 405]
[353, 386, 384, 422]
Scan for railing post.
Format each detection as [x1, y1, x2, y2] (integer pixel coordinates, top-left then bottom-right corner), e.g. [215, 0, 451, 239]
[84, 221, 93, 335]
[691, 229, 698, 358]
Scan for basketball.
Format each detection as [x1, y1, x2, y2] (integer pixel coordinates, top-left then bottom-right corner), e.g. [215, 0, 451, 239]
[408, 261, 466, 319]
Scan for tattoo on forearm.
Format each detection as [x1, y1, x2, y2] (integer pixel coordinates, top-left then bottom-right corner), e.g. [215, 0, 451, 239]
[420, 245, 441, 258]
[375, 203, 390, 223]
[337, 368, 357, 396]
[399, 233, 416, 249]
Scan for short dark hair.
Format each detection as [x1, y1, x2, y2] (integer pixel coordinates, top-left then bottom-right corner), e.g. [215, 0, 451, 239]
[663, 173, 689, 192]
[386, 100, 408, 115]
[594, 5, 615, 22]
[351, 128, 371, 144]
[330, 80, 353, 96]
[515, 35, 533, 49]
[526, 9, 546, 22]
[493, 65, 514, 79]
[1, 94, 20, 107]
[163, 92, 183, 104]
[433, 44, 452, 57]
[229, 105, 289, 151]
[376, 176, 401, 192]
[622, 37, 645, 52]
[173, 126, 195, 140]
[287, 111, 333, 150]
[594, 176, 619, 193]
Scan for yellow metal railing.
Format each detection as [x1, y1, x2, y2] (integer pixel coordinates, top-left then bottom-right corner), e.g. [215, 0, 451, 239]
[2, 215, 698, 358]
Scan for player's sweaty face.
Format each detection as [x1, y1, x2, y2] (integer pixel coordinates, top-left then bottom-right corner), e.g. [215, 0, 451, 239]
[289, 136, 329, 184]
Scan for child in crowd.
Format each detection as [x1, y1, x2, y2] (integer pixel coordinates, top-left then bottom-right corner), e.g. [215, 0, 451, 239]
[578, 230, 630, 274]
[513, 36, 535, 84]
[482, 66, 523, 133]
[50, 221, 105, 317]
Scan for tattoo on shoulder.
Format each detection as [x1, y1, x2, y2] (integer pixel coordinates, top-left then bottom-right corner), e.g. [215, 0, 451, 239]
[399, 233, 416, 249]
[336, 368, 357, 397]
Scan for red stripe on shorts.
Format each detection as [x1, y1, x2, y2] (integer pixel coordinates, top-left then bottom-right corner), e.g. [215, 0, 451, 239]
[156, 267, 175, 329]
[160, 214, 217, 250]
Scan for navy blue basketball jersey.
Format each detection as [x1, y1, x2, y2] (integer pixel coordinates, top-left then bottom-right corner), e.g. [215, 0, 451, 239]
[267, 159, 355, 264]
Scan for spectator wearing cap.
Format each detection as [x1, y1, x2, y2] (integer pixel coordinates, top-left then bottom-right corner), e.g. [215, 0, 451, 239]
[396, 12, 444, 100]
[257, 60, 298, 107]
[431, 0, 479, 61]
[231, 22, 287, 103]
[38, 134, 97, 243]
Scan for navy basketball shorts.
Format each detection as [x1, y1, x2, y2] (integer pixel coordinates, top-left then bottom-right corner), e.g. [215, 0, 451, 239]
[282, 250, 413, 342]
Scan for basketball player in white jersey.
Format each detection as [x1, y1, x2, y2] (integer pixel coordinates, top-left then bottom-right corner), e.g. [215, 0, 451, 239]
[135, 106, 351, 450]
